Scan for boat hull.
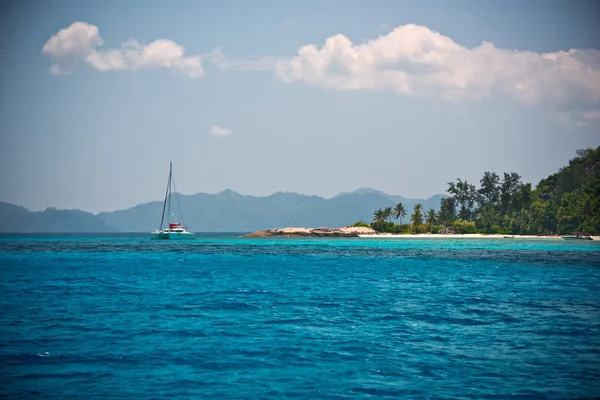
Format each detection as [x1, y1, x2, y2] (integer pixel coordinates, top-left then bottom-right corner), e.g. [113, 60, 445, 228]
[150, 231, 195, 240]
[562, 236, 592, 240]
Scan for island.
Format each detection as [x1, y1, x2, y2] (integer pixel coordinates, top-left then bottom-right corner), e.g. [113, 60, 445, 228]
[245, 146, 600, 240]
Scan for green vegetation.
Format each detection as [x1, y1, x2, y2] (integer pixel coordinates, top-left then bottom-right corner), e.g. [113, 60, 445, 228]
[425, 209, 438, 225]
[410, 203, 424, 226]
[368, 147, 600, 235]
[452, 221, 478, 234]
[393, 203, 407, 223]
[351, 221, 371, 228]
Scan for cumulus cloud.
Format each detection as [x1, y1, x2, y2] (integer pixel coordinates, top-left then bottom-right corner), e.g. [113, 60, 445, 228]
[210, 125, 233, 137]
[42, 22, 204, 78]
[42, 22, 102, 58]
[41, 22, 600, 121]
[274, 24, 600, 114]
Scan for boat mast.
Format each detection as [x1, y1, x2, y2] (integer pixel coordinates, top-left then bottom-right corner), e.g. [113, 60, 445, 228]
[167, 161, 172, 227]
[158, 161, 173, 230]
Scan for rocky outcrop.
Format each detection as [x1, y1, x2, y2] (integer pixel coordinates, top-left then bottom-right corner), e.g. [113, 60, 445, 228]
[243, 226, 376, 238]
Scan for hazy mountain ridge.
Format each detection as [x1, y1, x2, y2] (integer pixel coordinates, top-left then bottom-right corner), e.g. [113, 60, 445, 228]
[0, 189, 446, 233]
[98, 189, 446, 232]
[0, 202, 114, 233]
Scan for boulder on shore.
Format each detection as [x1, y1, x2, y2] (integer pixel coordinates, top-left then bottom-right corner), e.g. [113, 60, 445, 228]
[243, 226, 376, 238]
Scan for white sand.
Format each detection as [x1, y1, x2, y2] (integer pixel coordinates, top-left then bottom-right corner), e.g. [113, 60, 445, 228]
[357, 233, 566, 240]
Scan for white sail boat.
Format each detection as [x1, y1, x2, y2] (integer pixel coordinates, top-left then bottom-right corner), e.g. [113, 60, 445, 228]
[150, 162, 195, 240]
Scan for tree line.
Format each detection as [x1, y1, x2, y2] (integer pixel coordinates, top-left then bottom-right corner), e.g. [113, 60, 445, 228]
[354, 146, 600, 235]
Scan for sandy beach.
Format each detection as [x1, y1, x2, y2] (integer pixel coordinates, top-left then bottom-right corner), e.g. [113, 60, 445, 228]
[244, 227, 600, 240]
[358, 233, 600, 240]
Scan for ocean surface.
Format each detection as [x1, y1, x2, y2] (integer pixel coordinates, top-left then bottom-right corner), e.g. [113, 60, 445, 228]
[1, 233, 600, 399]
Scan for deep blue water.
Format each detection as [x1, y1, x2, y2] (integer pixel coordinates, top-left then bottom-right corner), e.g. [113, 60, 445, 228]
[1, 234, 600, 399]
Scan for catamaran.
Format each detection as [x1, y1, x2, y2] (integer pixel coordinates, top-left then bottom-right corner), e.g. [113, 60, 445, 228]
[150, 162, 195, 240]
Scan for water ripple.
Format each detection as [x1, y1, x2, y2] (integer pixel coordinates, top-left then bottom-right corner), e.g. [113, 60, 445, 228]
[1, 234, 599, 398]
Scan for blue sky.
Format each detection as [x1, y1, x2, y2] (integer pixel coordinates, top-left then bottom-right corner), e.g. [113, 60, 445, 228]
[1, 0, 599, 213]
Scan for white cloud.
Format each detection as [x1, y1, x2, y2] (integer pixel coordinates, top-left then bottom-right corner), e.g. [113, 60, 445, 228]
[42, 22, 204, 78]
[42, 22, 103, 58]
[210, 125, 233, 137]
[41, 22, 600, 121]
[274, 24, 600, 112]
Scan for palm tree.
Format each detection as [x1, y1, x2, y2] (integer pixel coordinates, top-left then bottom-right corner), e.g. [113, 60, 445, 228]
[426, 209, 438, 225]
[393, 203, 407, 224]
[372, 209, 385, 224]
[383, 206, 393, 223]
[411, 203, 424, 226]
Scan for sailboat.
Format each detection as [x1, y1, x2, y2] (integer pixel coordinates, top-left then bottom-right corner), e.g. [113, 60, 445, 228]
[150, 162, 195, 240]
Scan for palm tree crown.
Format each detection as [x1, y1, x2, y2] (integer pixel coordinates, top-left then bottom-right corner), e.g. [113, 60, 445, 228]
[411, 203, 424, 226]
[426, 209, 438, 225]
[372, 209, 385, 224]
[393, 203, 407, 224]
[383, 206, 393, 222]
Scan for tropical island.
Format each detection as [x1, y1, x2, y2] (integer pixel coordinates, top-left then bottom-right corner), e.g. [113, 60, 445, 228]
[245, 146, 600, 239]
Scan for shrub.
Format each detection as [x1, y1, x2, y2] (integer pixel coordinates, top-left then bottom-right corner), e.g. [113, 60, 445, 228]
[482, 224, 502, 234]
[351, 221, 371, 228]
[396, 224, 412, 234]
[411, 224, 428, 234]
[371, 221, 396, 233]
[490, 224, 502, 234]
[452, 220, 479, 234]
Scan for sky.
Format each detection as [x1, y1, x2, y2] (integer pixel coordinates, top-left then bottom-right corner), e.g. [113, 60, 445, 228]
[1, 0, 599, 213]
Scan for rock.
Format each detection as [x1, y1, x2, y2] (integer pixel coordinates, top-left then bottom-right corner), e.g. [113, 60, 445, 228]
[242, 230, 273, 238]
[242, 226, 376, 238]
[338, 226, 376, 235]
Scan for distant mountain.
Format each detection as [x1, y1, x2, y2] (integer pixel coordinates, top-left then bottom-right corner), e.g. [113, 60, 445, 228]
[334, 188, 445, 206]
[0, 202, 114, 233]
[333, 187, 404, 202]
[334, 188, 446, 208]
[0, 189, 447, 233]
[97, 189, 447, 232]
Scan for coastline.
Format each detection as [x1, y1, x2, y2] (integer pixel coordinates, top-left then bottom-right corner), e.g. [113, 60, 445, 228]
[359, 233, 600, 240]
[242, 226, 377, 238]
[243, 228, 600, 240]
[358, 233, 560, 240]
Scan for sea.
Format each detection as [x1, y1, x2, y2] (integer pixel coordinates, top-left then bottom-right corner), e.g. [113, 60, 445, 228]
[1, 233, 600, 399]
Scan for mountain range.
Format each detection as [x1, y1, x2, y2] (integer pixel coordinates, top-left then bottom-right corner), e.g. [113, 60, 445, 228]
[0, 202, 114, 233]
[0, 188, 446, 233]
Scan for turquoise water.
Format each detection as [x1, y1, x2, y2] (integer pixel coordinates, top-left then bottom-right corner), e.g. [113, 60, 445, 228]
[1, 234, 600, 399]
